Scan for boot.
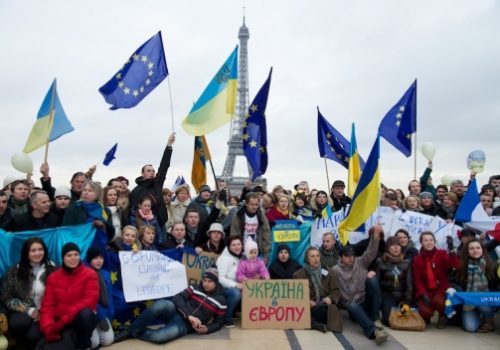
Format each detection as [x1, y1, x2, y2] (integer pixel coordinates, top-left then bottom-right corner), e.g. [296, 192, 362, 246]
[436, 315, 447, 329]
[311, 320, 327, 333]
[477, 317, 495, 333]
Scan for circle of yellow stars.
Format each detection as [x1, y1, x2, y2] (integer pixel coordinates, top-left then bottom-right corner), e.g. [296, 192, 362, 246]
[115, 53, 155, 98]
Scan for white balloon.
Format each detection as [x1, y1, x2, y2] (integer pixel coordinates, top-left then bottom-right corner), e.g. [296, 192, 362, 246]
[467, 150, 486, 174]
[11, 153, 33, 173]
[441, 175, 454, 187]
[421, 142, 436, 161]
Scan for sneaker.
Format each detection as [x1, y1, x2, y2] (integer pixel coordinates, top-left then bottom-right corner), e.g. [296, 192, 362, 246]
[436, 316, 447, 329]
[113, 328, 131, 343]
[224, 320, 235, 328]
[374, 328, 388, 345]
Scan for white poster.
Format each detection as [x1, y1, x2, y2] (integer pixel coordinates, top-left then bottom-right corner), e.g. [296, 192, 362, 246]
[310, 209, 346, 247]
[119, 251, 188, 302]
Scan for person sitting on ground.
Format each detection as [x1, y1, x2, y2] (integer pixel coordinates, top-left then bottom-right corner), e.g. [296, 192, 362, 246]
[109, 225, 140, 252]
[269, 243, 302, 279]
[236, 240, 270, 282]
[332, 225, 388, 345]
[114, 267, 226, 344]
[319, 232, 341, 271]
[394, 229, 418, 261]
[139, 224, 158, 251]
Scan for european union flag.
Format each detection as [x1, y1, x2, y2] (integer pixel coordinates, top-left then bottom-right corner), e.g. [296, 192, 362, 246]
[378, 80, 417, 157]
[243, 68, 272, 181]
[317, 108, 351, 169]
[99, 31, 168, 110]
[103, 143, 118, 166]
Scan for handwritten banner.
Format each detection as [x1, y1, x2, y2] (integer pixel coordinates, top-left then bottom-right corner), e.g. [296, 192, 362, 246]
[272, 220, 301, 243]
[119, 251, 187, 302]
[310, 209, 346, 247]
[182, 251, 219, 286]
[241, 279, 311, 329]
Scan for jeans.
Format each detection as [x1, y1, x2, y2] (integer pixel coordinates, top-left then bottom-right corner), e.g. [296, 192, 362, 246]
[380, 292, 403, 325]
[72, 308, 98, 349]
[462, 306, 494, 332]
[345, 278, 382, 339]
[129, 299, 187, 344]
[223, 287, 241, 323]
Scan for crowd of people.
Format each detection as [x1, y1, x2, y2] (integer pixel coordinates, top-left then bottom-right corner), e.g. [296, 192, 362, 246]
[0, 134, 499, 349]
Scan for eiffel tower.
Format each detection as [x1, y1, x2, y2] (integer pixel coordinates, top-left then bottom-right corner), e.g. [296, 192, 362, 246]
[219, 15, 267, 195]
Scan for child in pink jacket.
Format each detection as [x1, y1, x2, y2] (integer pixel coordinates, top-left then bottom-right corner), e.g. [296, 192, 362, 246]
[236, 240, 270, 281]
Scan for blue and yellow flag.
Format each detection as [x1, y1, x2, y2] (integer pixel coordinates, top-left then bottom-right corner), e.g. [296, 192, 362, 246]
[182, 47, 238, 136]
[191, 135, 211, 192]
[243, 68, 272, 181]
[378, 80, 417, 157]
[99, 31, 168, 110]
[23, 79, 74, 153]
[338, 136, 380, 245]
[347, 123, 364, 197]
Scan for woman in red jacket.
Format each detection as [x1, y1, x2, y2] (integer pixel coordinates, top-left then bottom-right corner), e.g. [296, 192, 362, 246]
[413, 231, 459, 328]
[39, 243, 99, 349]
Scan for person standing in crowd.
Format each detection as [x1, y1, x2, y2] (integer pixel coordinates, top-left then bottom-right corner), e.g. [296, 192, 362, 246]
[109, 226, 140, 252]
[40, 162, 87, 203]
[375, 237, 413, 326]
[186, 185, 213, 227]
[319, 232, 341, 271]
[7, 180, 30, 215]
[311, 190, 333, 218]
[62, 180, 115, 242]
[451, 239, 499, 333]
[412, 231, 459, 328]
[419, 161, 436, 197]
[103, 186, 127, 237]
[403, 194, 422, 213]
[0, 190, 14, 228]
[129, 197, 163, 246]
[0, 238, 56, 349]
[129, 133, 176, 231]
[201, 223, 226, 255]
[269, 243, 302, 279]
[449, 180, 465, 203]
[435, 185, 448, 206]
[408, 180, 422, 196]
[436, 192, 459, 222]
[50, 186, 72, 226]
[161, 222, 194, 250]
[419, 192, 438, 216]
[265, 194, 291, 227]
[292, 191, 314, 222]
[114, 268, 226, 344]
[330, 180, 351, 212]
[332, 225, 387, 345]
[169, 184, 191, 230]
[5, 190, 58, 232]
[395, 229, 418, 261]
[86, 247, 114, 348]
[230, 192, 272, 261]
[216, 236, 243, 328]
[293, 247, 342, 333]
[39, 243, 98, 349]
[139, 225, 158, 251]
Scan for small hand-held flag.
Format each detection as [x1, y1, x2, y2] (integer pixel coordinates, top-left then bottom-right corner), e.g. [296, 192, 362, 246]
[23, 79, 74, 154]
[103, 143, 118, 166]
[378, 80, 417, 157]
[99, 31, 168, 110]
[182, 47, 238, 136]
[243, 68, 272, 181]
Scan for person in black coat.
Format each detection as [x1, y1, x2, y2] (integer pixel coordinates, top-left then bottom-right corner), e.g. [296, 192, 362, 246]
[4, 191, 58, 232]
[269, 244, 302, 279]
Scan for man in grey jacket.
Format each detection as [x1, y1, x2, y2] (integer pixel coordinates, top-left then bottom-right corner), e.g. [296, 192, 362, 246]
[332, 224, 388, 345]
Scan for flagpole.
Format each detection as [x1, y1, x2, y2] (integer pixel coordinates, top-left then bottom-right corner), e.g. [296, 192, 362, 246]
[324, 158, 331, 191]
[167, 76, 175, 132]
[44, 81, 57, 163]
[413, 132, 417, 180]
[208, 159, 219, 191]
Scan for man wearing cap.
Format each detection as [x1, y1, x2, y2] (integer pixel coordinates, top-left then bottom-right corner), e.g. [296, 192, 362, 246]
[330, 180, 351, 212]
[186, 185, 214, 228]
[5, 190, 58, 232]
[200, 223, 226, 254]
[419, 191, 437, 216]
[114, 268, 226, 344]
[129, 133, 176, 229]
[332, 225, 388, 345]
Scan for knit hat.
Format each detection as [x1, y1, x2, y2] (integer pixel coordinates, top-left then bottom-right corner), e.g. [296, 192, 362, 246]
[244, 240, 259, 257]
[3, 175, 20, 189]
[419, 191, 433, 200]
[339, 244, 354, 256]
[61, 242, 80, 258]
[385, 236, 401, 249]
[332, 180, 345, 188]
[252, 185, 265, 194]
[277, 243, 291, 254]
[207, 223, 225, 237]
[203, 267, 219, 284]
[199, 185, 211, 194]
[86, 246, 104, 264]
[55, 186, 71, 198]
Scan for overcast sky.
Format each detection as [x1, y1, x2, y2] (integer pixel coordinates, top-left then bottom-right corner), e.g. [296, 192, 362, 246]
[1, 0, 499, 194]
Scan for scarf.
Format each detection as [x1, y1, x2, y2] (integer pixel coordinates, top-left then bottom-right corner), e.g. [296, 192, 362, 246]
[420, 247, 437, 289]
[92, 268, 109, 307]
[77, 201, 108, 222]
[466, 257, 489, 292]
[276, 207, 289, 217]
[138, 208, 154, 221]
[304, 264, 322, 303]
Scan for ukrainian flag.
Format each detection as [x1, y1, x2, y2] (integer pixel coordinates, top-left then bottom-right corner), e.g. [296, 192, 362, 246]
[23, 79, 74, 153]
[182, 47, 238, 136]
[191, 135, 211, 192]
[347, 123, 364, 198]
[338, 135, 380, 245]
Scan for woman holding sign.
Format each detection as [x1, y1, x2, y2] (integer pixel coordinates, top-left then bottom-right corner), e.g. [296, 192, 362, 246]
[216, 236, 243, 328]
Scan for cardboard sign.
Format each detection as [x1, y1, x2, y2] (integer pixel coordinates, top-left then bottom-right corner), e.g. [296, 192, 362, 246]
[242, 279, 311, 329]
[182, 251, 219, 285]
[273, 220, 301, 243]
[119, 251, 187, 302]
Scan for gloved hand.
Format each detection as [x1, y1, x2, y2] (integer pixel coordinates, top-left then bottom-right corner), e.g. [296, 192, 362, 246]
[98, 318, 110, 332]
[446, 287, 457, 297]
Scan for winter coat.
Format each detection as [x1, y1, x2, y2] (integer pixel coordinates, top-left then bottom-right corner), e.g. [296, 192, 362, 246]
[40, 264, 99, 341]
[174, 283, 226, 334]
[216, 247, 241, 288]
[186, 196, 212, 227]
[4, 211, 59, 232]
[230, 207, 271, 259]
[269, 258, 301, 279]
[129, 145, 173, 227]
[236, 258, 270, 281]
[319, 243, 341, 270]
[292, 268, 341, 305]
[332, 236, 380, 306]
[96, 269, 114, 322]
[61, 203, 115, 241]
[375, 256, 413, 304]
